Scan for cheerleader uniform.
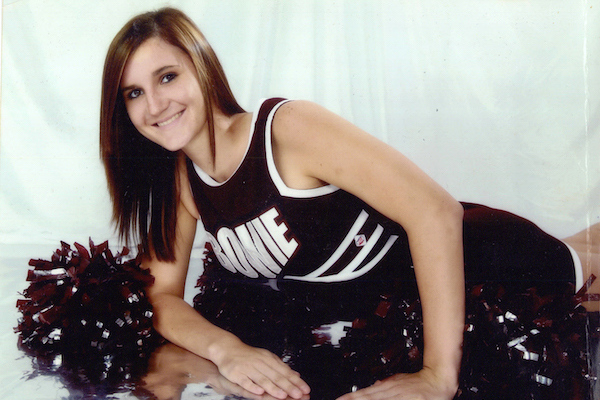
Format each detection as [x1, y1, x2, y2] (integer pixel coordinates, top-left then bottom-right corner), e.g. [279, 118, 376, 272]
[188, 98, 587, 399]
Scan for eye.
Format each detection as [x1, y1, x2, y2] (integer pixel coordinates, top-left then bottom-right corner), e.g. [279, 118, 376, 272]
[126, 88, 143, 100]
[161, 73, 177, 84]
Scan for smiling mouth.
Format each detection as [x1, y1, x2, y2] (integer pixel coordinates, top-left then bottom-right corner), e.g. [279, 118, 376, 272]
[155, 111, 183, 127]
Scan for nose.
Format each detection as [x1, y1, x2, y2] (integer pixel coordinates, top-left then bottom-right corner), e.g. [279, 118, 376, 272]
[146, 90, 167, 116]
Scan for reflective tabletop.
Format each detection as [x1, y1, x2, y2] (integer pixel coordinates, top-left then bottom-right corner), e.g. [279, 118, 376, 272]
[1, 246, 254, 400]
[3, 244, 599, 400]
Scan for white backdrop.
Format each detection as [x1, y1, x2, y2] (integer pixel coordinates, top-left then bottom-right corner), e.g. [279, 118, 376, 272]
[1, 0, 599, 254]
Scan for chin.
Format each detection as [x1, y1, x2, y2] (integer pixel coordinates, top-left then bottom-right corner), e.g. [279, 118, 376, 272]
[162, 144, 185, 152]
[155, 135, 189, 152]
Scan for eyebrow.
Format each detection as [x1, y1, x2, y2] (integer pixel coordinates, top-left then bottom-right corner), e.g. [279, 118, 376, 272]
[120, 64, 180, 92]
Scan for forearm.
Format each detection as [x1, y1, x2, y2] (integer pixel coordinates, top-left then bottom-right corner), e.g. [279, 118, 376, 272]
[149, 293, 311, 399]
[150, 291, 242, 363]
[337, 203, 465, 400]
[409, 201, 465, 389]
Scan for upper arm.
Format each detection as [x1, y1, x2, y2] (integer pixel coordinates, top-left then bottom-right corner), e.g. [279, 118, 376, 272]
[144, 157, 199, 299]
[273, 103, 466, 379]
[272, 100, 461, 232]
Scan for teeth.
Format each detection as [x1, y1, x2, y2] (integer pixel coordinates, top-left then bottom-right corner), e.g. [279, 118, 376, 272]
[157, 111, 182, 127]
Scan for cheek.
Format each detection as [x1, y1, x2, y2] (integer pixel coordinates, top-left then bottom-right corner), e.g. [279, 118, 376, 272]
[190, 91, 206, 115]
[182, 77, 205, 109]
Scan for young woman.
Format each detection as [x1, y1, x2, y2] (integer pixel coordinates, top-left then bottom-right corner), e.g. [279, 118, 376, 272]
[100, 7, 596, 400]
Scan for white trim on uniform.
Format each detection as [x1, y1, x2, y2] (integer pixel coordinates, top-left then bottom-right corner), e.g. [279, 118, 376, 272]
[284, 209, 400, 283]
[563, 241, 584, 291]
[192, 99, 262, 187]
[264, 99, 340, 198]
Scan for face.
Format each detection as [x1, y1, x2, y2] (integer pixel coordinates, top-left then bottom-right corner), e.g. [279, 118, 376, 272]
[120, 37, 207, 152]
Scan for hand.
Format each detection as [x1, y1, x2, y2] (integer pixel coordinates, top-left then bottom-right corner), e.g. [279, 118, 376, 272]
[213, 339, 311, 400]
[139, 343, 254, 400]
[336, 368, 458, 400]
[140, 343, 310, 400]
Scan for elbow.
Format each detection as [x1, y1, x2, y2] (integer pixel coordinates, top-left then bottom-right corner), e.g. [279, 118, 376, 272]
[443, 197, 464, 229]
[423, 196, 463, 235]
[442, 198, 464, 239]
[447, 198, 464, 224]
[428, 192, 463, 221]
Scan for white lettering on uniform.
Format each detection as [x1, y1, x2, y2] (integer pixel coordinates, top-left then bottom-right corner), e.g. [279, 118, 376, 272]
[205, 233, 236, 273]
[208, 207, 298, 278]
[234, 223, 281, 277]
[216, 228, 259, 278]
[249, 218, 287, 265]
[259, 208, 299, 258]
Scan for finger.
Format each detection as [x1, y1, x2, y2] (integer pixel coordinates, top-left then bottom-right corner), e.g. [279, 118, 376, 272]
[256, 352, 311, 396]
[246, 363, 308, 399]
[267, 363, 311, 396]
[216, 375, 275, 400]
[288, 372, 311, 395]
[218, 357, 273, 396]
[233, 374, 268, 397]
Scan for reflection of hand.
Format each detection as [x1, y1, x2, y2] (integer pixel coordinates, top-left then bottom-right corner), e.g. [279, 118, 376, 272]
[139, 342, 249, 400]
[336, 369, 457, 400]
[140, 343, 310, 400]
[213, 338, 311, 400]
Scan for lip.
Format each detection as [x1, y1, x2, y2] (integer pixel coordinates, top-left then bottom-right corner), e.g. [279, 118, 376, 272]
[154, 110, 184, 127]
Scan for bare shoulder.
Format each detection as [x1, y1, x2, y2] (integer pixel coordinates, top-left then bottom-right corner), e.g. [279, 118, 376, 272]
[270, 99, 457, 231]
[271, 100, 369, 167]
[269, 100, 345, 189]
[273, 100, 349, 141]
[275, 99, 326, 121]
[271, 99, 394, 185]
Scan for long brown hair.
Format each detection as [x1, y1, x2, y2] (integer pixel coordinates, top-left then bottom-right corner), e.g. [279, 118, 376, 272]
[100, 7, 244, 261]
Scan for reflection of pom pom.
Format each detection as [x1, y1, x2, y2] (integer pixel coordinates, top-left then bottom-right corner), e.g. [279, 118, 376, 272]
[15, 239, 162, 394]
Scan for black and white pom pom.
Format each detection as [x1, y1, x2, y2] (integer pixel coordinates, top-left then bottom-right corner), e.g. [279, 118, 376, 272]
[16, 239, 162, 392]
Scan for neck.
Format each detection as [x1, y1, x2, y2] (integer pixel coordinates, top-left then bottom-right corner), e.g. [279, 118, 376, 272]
[184, 110, 251, 183]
